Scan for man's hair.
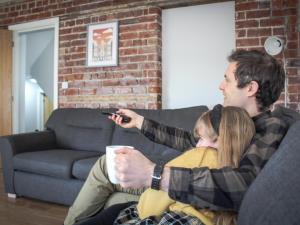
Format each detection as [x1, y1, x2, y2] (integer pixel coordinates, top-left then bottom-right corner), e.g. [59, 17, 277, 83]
[228, 49, 285, 111]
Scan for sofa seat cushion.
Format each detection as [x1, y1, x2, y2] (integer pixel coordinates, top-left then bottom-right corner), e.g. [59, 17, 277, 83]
[72, 156, 102, 180]
[13, 149, 100, 179]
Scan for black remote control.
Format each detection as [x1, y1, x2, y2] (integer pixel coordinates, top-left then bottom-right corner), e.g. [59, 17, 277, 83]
[101, 112, 131, 123]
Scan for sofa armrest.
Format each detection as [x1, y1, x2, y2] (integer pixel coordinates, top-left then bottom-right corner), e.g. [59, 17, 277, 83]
[0, 130, 57, 194]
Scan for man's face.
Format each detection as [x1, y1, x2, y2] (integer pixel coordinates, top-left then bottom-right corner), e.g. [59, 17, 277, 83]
[219, 62, 249, 107]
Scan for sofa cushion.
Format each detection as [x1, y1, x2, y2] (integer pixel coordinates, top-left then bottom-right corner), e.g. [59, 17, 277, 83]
[72, 156, 102, 180]
[111, 106, 208, 163]
[13, 149, 100, 179]
[46, 108, 116, 152]
[238, 121, 300, 225]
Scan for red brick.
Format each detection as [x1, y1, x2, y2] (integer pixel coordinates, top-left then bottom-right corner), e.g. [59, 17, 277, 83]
[69, 81, 84, 88]
[236, 38, 260, 47]
[120, 32, 139, 40]
[132, 86, 146, 94]
[120, 24, 148, 33]
[102, 80, 121, 86]
[119, 48, 138, 56]
[272, 0, 284, 9]
[273, 27, 285, 36]
[60, 28, 72, 35]
[285, 0, 297, 7]
[84, 81, 100, 88]
[236, 2, 259, 11]
[53, 8, 65, 16]
[247, 28, 271, 37]
[236, 12, 245, 20]
[96, 87, 114, 95]
[114, 87, 132, 94]
[138, 46, 157, 54]
[246, 10, 270, 19]
[72, 26, 86, 33]
[148, 87, 161, 93]
[79, 89, 97, 95]
[260, 18, 285, 27]
[288, 85, 300, 93]
[272, 8, 297, 17]
[286, 68, 298, 76]
[64, 88, 79, 96]
[119, 40, 133, 48]
[149, 7, 161, 15]
[133, 39, 147, 46]
[139, 30, 158, 39]
[287, 41, 297, 49]
[236, 20, 259, 29]
[8, 11, 19, 17]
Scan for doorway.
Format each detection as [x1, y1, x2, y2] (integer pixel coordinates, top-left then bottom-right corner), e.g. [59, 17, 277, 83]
[9, 18, 59, 133]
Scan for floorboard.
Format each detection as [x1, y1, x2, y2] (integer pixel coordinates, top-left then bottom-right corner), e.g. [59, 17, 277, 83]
[0, 169, 68, 225]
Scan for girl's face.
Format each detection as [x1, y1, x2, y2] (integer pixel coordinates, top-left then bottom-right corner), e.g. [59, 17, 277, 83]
[196, 122, 218, 149]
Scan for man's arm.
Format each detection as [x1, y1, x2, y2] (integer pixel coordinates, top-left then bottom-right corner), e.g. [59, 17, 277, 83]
[166, 116, 288, 211]
[111, 109, 197, 151]
[116, 115, 287, 212]
[141, 119, 197, 151]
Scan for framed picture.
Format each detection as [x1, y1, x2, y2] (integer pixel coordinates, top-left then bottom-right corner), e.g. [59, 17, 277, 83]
[87, 21, 118, 67]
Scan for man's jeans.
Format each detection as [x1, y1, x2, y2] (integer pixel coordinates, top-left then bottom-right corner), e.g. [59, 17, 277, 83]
[64, 155, 145, 225]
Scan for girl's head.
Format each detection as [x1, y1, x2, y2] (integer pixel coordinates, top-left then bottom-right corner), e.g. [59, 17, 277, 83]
[194, 104, 255, 168]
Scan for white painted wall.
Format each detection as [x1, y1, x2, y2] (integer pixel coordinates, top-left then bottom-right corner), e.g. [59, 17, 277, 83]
[162, 2, 235, 109]
[25, 80, 44, 132]
[26, 28, 54, 102]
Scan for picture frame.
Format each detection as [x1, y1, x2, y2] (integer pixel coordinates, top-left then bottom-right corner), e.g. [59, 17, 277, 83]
[87, 21, 118, 67]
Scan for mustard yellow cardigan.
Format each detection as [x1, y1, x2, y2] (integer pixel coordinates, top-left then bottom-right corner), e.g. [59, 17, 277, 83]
[137, 147, 219, 225]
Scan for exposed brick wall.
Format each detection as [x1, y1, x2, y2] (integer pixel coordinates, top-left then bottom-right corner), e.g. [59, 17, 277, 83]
[0, 0, 162, 109]
[58, 6, 162, 109]
[236, 0, 300, 110]
[0, 0, 299, 110]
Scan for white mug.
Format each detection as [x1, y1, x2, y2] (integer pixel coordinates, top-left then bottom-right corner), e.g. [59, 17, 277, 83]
[106, 145, 133, 184]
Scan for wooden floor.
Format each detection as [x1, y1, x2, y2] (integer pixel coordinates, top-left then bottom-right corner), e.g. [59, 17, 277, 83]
[0, 169, 68, 225]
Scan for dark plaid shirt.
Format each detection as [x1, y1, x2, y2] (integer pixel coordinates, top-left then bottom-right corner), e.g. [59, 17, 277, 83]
[141, 111, 288, 211]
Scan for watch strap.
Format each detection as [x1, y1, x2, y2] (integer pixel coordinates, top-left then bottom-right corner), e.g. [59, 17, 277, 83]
[151, 163, 164, 190]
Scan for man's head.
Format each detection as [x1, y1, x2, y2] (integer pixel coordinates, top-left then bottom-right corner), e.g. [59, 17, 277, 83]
[219, 49, 285, 114]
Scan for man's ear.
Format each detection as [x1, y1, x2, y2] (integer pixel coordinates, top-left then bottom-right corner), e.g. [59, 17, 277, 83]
[247, 81, 259, 97]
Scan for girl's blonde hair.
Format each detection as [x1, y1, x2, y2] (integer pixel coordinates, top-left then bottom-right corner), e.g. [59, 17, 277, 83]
[194, 106, 255, 225]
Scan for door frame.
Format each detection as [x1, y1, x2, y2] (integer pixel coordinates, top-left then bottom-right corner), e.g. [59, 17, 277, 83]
[9, 17, 59, 133]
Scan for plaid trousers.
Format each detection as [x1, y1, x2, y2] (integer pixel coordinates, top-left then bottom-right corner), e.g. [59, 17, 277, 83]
[114, 204, 205, 225]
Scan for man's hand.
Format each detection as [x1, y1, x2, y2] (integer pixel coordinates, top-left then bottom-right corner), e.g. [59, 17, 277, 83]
[114, 147, 154, 188]
[110, 109, 144, 130]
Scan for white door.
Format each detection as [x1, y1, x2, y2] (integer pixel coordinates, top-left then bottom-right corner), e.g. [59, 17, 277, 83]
[162, 2, 235, 109]
[9, 18, 59, 133]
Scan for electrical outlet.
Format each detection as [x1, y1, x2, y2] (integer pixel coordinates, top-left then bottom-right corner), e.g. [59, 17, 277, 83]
[62, 82, 68, 89]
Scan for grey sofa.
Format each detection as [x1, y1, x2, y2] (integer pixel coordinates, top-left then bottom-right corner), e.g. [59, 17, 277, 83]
[0, 106, 208, 205]
[238, 118, 300, 225]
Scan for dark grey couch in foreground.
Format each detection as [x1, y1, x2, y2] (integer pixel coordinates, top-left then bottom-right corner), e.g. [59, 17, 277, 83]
[0, 106, 208, 205]
[238, 119, 300, 225]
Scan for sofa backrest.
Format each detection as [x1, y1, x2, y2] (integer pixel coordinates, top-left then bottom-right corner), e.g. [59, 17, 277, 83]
[45, 106, 208, 161]
[110, 106, 209, 163]
[238, 120, 300, 225]
[46, 108, 116, 152]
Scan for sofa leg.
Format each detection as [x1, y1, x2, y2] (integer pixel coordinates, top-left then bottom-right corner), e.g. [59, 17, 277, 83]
[7, 193, 17, 198]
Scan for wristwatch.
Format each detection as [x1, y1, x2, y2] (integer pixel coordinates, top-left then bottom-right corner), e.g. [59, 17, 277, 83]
[151, 163, 164, 190]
